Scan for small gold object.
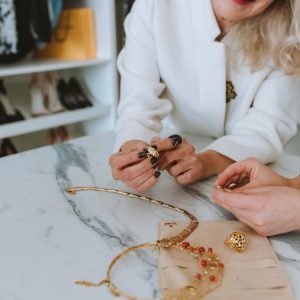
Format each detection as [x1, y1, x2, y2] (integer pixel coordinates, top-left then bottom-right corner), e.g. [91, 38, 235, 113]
[226, 81, 237, 103]
[145, 146, 160, 159]
[224, 232, 247, 253]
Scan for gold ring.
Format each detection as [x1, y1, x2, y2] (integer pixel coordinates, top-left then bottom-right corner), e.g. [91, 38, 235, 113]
[145, 146, 159, 159]
[224, 232, 247, 253]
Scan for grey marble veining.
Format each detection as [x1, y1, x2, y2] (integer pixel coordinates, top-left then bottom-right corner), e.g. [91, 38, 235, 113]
[0, 131, 300, 300]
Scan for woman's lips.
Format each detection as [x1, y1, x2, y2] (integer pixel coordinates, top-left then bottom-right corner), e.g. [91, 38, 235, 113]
[233, 0, 254, 5]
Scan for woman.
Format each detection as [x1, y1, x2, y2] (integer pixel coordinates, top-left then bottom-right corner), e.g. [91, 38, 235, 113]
[212, 157, 300, 236]
[109, 0, 300, 192]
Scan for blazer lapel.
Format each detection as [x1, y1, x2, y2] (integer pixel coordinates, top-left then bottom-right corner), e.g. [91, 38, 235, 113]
[193, 0, 226, 137]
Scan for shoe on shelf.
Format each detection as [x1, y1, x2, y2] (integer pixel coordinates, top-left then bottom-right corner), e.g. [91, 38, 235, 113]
[0, 101, 8, 125]
[1, 138, 18, 156]
[30, 73, 50, 116]
[57, 126, 70, 142]
[30, 72, 65, 117]
[57, 79, 80, 110]
[0, 80, 25, 123]
[47, 126, 70, 145]
[68, 77, 93, 108]
[46, 72, 65, 114]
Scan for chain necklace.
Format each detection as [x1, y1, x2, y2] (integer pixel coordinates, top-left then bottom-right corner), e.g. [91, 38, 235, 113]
[67, 186, 224, 300]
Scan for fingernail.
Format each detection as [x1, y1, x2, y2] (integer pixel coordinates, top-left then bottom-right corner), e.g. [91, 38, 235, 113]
[138, 151, 147, 158]
[152, 162, 159, 169]
[154, 171, 161, 178]
[151, 145, 158, 150]
[151, 157, 159, 165]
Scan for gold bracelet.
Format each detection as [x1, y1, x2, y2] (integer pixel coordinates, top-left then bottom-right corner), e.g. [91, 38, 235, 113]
[67, 187, 224, 300]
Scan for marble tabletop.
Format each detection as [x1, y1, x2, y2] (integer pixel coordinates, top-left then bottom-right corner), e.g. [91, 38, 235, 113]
[1, 131, 300, 300]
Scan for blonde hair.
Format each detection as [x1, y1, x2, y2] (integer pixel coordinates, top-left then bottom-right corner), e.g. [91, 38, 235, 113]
[225, 0, 300, 77]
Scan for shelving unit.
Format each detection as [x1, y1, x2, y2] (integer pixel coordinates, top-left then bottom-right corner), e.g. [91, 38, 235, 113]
[0, 58, 111, 77]
[0, 0, 118, 153]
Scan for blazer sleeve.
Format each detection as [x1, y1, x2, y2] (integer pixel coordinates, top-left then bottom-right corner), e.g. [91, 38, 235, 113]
[205, 71, 299, 163]
[114, 0, 173, 151]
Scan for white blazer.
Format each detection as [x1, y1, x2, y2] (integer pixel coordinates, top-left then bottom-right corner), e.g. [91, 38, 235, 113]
[115, 0, 300, 163]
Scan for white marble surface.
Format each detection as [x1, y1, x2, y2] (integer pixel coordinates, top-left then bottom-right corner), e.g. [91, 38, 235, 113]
[1, 131, 300, 300]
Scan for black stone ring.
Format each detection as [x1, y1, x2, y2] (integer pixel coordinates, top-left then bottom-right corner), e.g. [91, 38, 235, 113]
[168, 134, 183, 149]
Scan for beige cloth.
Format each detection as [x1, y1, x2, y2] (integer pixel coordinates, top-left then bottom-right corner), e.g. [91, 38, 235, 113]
[158, 220, 293, 300]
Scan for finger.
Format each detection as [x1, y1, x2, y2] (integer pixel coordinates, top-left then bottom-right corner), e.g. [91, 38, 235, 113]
[175, 168, 200, 185]
[135, 171, 161, 193]
[151, 137, 177, 152]
[167, 157, 198, 178]
[159, 144, 195, 170]
[231, 207, 266, 229]
[229, 211, 259, 233]
[212, 189, 254, 210]
[150, 136, 161, 144]
[235, 186, 272, 195]
[215, 162, 250, 187]
[121, 157, 159, 181]
[109, 149, 148, 170]
[125, 167, 157, 189]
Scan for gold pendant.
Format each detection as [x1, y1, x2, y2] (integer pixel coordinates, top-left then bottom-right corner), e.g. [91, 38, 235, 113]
[226, 81, 237, 103]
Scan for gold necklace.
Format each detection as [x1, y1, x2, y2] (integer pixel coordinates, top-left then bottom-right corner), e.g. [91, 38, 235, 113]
[67, 186, 224, 300]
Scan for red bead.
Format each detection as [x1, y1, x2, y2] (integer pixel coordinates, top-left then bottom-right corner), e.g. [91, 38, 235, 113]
[182, 242, 190, 249]
[208, 247, 213, 252]
[198, 246, 205, 253]
[201, 259, 207, 267]
[219, 263, 224, 269]
[210, 275, 216, 282]
[195, 273, 202, 280]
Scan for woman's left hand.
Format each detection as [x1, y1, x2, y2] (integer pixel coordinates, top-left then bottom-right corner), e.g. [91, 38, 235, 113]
[151, 137, 234, 185]
[212, 186, 300, 236]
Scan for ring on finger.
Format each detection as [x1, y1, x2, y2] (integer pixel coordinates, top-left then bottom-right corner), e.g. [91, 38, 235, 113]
[168, 134, 183, 149]
[145, 146, 160, 159]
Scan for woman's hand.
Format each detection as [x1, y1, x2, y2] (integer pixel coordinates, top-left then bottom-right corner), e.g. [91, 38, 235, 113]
[151, 137, 234, 185]
[215, 157, 290, 190]
[212, 186, 300, 236]
[109, 140, 161, 192]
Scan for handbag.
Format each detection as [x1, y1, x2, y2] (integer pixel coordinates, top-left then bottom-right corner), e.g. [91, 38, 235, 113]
[36, 8, 97, 60]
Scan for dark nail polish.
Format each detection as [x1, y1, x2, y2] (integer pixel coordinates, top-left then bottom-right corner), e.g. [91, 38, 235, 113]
[138, 151, 147, 158]
[151, 157, 159, 165]
[152, 162, 159, 169]
[154, 171, 161, 178]
[151, 145, 158, 150]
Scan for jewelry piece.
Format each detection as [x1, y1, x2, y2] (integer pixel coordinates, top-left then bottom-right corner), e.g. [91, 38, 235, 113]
[224, 232, 247, 253]
[145, 146, 160, 159]
[168, 134, 183, 149]
[226, 81, 237, 103]
[67, 186, 224, 299]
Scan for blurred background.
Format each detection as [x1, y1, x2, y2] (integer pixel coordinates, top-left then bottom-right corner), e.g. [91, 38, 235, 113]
[0, 0, 135, 157]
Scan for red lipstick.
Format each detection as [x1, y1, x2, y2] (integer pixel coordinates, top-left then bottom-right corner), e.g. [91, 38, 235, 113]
[233, 0, 253, 5]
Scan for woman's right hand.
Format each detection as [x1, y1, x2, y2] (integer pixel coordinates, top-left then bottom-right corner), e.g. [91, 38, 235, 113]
[108, 140, 161, 192]
[215, 157, 290, 190]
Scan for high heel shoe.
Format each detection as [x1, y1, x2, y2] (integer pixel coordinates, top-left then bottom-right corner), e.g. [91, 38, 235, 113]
[46, 72, 65, 113]
[30, 73, 50, 116]
[68, 77, 93, 108]
[57, 79, 80, 110]
[0, 80, 25, 123]
[1, 138, 18, 156]
[30, 72, 65, 116]
[0, 101, 8, 125]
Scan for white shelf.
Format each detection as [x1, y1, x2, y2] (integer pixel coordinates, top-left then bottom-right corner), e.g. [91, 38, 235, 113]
[0, 104, 111, 139]
[0, 58, 111, 77]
